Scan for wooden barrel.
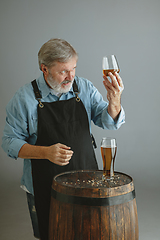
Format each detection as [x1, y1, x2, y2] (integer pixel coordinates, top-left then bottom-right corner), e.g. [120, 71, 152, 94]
[49, 170, 139, 240]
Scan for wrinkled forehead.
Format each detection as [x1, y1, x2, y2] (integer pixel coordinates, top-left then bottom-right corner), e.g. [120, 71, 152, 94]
[50, 57, 77, 72]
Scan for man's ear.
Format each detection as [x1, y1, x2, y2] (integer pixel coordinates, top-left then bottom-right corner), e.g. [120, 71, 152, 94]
[41, 64, 49, 75]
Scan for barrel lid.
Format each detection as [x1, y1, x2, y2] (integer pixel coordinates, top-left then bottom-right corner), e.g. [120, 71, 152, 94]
[53, 170, 132, 189]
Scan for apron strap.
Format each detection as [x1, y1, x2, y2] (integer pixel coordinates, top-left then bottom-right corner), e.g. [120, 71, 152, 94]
[73, 81, 81, 102]
[73, 80, 79, 93]
[31, 80, 44, 108]
[31, 79, 42, 99]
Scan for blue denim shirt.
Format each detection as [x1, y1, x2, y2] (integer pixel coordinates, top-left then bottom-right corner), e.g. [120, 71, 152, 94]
[2, 73, 125, 194]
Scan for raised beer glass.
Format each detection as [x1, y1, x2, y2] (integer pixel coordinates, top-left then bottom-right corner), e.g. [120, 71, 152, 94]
[101, 137, 117, 179]
[102, 55, 120, 76]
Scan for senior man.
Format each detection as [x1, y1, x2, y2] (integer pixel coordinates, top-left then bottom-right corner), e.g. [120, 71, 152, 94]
[2, 38, 125, 240]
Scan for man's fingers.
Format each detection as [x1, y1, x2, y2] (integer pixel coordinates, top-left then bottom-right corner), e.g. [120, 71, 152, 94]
[59, 148, 73, 158]
[57, 145, 74, 165]
[48, 143, 74, 166]
[103, 72, 124, 94]
[114, 72, 124, 92]
[108, 72, 120, 89]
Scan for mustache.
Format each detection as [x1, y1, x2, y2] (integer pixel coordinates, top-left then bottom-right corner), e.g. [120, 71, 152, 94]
[61, 80, 73, 85]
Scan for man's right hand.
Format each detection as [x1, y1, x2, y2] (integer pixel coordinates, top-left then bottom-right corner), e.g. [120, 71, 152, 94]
[46, 143, 73, 165]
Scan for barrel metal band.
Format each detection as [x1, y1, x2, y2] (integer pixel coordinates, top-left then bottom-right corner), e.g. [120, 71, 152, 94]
[51, 189, 135, 206]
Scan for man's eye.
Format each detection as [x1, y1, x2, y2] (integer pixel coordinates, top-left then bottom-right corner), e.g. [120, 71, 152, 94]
[60, 70, 66, 74]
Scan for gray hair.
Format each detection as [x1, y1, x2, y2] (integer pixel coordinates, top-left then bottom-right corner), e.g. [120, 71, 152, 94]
[38, 38, 78, 70]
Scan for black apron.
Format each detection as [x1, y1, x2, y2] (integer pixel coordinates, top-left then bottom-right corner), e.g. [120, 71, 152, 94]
[31, 79, 98, 240]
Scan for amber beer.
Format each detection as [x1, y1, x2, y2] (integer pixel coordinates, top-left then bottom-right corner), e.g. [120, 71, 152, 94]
[103, 69, 120, 77]
[101, 145, 117, 177]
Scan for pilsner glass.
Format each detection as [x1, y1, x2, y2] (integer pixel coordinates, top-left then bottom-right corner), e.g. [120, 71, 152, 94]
[102, 55, 120, 76]
[101, 137, 117, 179]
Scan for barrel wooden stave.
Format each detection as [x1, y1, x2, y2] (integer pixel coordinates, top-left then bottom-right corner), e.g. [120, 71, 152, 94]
[49, 198, 138, 239]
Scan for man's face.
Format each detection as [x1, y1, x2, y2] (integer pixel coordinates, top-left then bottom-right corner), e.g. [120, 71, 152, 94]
[42, 57, 77, 93]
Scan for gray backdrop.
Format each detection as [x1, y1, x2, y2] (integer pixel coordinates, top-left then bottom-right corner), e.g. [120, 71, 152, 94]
[0, 0, 160, 239]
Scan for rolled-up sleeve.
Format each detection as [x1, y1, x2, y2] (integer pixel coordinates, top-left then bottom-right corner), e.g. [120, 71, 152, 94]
[101, 106, 125, 130]
[2, 92, 30, 159]
[2, 134, 27, 159]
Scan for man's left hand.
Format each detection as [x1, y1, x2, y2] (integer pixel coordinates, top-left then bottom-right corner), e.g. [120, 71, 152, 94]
[103, 72, 124, 120]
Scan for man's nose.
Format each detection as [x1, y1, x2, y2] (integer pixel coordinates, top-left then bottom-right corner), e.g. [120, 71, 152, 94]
[67, 70, 74, 80]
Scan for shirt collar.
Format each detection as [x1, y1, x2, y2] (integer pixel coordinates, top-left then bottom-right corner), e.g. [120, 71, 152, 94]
[37, 73, 75, 99]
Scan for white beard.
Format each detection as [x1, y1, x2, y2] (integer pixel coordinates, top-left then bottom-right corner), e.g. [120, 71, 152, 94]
[47, 74, 73, 94]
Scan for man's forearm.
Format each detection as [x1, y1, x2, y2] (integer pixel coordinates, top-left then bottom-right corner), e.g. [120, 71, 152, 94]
[107, 103, 121, 121]
[18, 143, 48, 159]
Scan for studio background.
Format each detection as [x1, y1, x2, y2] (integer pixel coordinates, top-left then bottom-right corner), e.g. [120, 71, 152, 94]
[0, 0, 160, 239]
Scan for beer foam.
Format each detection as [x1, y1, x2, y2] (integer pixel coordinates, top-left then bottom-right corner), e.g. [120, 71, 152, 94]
[101, 145, 116, 148]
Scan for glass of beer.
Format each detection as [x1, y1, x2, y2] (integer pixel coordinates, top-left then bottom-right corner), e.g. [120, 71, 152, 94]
[101, 137, 117, 179]
[102, 55, 120, 76]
